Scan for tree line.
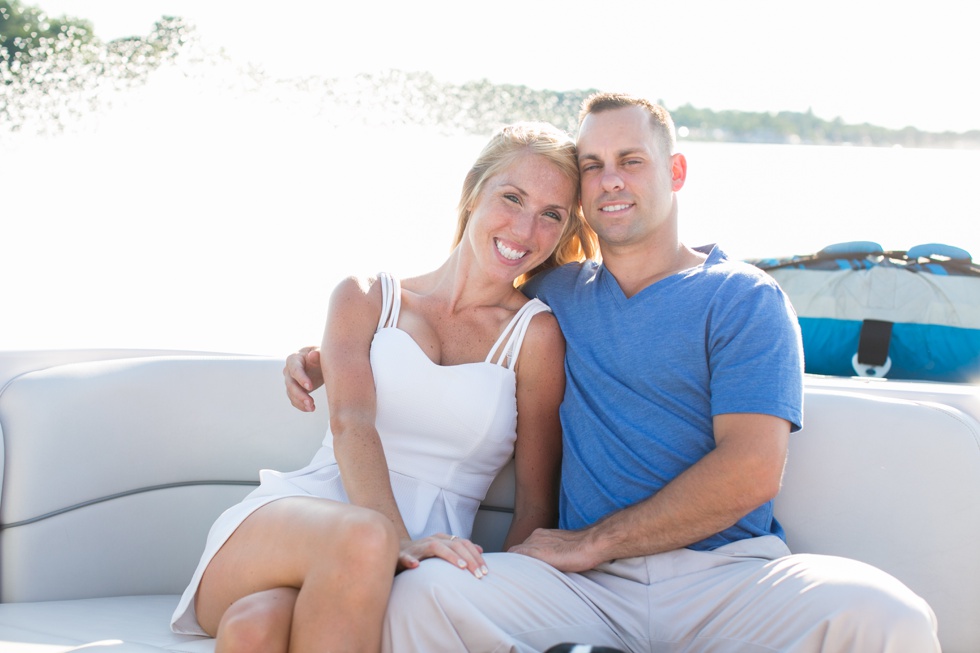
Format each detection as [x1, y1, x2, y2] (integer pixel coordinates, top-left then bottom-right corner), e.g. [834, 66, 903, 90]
[3, 0, 978, 148]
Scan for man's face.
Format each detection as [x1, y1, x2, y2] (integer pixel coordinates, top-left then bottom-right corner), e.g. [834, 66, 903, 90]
[576, 105, 685, 248]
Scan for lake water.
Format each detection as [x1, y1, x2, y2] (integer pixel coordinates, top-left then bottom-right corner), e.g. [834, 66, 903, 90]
[3, 59, 979, 356]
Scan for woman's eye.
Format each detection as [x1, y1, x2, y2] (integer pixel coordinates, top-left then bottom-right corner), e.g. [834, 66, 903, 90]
[504, 193, 520, 204]
[544, 211, 562, 221]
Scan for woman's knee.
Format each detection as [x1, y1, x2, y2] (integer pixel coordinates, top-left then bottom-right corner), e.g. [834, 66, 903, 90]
[332, 507, 399, 569]
[216, 588, 298, 653]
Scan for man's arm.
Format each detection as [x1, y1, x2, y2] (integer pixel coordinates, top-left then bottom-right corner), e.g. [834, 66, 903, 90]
[509, 412, 790, 571]
[283, 346, 324, 412]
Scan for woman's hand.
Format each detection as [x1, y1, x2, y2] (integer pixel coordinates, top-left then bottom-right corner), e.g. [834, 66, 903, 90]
[397, 534, 489, 579]
[283, 346, 323, 412]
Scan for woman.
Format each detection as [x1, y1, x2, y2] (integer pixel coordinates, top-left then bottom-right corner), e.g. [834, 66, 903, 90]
[171, 122, 597, 652]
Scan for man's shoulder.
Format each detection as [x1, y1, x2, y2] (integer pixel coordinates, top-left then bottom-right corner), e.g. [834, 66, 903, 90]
[699, 245, 781, 289]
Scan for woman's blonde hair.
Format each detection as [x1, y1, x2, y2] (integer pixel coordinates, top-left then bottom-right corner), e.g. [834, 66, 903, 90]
[452, 122, 598, 286]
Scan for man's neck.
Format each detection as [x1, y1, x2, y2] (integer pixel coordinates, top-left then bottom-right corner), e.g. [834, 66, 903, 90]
[602, 240, 707, 298]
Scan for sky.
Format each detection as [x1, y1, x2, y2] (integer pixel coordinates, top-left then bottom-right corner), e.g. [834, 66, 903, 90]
[31, 0, 980, 134]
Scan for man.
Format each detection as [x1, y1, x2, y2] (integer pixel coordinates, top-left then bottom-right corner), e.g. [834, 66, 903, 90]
[285, 94, 939, 652]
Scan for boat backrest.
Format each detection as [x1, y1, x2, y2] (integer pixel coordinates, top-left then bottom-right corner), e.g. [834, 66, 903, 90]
[774, 388, 980, 652]
[0, 356, 320, 602]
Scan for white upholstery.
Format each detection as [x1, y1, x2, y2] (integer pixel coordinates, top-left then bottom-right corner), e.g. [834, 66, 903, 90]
[1, 352, 978, 652]
[0, 596, 210, 652]
[0, 355, 326, 602]
[775, 389, 980, 652]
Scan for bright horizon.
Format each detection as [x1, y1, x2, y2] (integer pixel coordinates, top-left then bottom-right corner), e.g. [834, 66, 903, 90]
[7, 0, 980, 356]
[30, 0, 980, 135]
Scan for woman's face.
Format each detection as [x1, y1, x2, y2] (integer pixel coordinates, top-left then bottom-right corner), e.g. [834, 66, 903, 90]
[464, 152, 577, 284]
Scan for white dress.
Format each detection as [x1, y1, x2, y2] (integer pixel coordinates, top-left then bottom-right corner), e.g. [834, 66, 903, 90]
[171, 273, 552, 635]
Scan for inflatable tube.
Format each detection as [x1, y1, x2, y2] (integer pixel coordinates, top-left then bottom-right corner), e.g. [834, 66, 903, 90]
[750, 243, 980, 383]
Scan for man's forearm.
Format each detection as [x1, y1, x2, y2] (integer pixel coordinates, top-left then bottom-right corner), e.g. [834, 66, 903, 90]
[580, 419, 787, 564]
[583, 456, 764, 562]
[513, 426, 786, 572]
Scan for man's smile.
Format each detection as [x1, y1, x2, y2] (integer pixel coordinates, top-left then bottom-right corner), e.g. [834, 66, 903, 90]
[600, 203, 632, 213]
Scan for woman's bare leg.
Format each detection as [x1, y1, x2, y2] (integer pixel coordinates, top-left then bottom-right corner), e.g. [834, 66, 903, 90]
[196, 496, 399, 653]
[215, 587, 298, 653]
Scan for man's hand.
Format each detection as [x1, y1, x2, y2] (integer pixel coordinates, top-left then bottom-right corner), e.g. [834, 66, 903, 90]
[508, 528, 601, 573]
[283, 346, 324, 412]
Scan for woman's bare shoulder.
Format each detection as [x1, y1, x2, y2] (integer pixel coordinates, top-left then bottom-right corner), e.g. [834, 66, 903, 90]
[327, 274, 387, 325]
[331, 274, 386, 302]
[520, 308, 565, 363]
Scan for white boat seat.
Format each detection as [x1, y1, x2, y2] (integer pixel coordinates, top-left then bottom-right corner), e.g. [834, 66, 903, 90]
[1, 354, 978, 651]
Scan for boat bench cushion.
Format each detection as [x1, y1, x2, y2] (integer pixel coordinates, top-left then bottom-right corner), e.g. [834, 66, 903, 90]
[1, 355, 979, 652]
[0, 595, 208, 653]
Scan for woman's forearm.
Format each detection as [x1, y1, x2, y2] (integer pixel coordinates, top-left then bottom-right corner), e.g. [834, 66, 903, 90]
[332, 421, 412, 540]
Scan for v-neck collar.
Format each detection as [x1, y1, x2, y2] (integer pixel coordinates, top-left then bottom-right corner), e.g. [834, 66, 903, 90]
[598, 244, 720, 305]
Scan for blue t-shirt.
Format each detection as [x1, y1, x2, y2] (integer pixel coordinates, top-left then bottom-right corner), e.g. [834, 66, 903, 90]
[523, 245, 804, 550]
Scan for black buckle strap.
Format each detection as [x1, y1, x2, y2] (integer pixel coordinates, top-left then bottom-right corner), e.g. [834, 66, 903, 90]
[857, 319, 893, 366]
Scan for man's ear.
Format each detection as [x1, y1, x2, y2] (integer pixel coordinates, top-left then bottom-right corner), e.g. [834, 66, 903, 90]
[670, 153, 687, 191]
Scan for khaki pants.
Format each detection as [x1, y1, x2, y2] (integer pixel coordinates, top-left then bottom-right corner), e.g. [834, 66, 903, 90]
[383, 536, 939, 653]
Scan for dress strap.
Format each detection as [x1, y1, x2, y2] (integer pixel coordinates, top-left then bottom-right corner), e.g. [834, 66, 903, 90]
[485, 299, 553, 371]
[376, 272, 402, 332]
